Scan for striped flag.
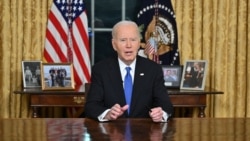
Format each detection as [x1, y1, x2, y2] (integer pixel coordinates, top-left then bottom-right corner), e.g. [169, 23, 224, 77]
[44, 0, 91, 85]
[144, 36, 159, 63]
[144, 37, 157, 55]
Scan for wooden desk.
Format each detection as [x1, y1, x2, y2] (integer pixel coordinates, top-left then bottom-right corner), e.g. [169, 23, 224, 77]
[14, 87, 223, 118]
[14, 86, 85, 118]
[0, 118, 249, 141]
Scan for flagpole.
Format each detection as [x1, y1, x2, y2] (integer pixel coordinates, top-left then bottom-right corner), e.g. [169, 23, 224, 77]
[67, 0, 73, 63]
[154, 0, 160, 64]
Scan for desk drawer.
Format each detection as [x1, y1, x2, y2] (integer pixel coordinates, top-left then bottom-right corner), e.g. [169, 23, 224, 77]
[170, 95, 206, 107]
[30, 95, 85, 107]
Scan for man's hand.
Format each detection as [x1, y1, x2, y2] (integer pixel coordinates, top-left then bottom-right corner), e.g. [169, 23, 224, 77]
[105, 104, 129, 120]
[149, 107, 164, 122]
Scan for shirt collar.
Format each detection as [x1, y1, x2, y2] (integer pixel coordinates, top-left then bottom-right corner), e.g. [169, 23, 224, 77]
[118, 58, 136, 71]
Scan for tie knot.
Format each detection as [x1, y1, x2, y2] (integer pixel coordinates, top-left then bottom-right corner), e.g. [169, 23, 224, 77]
[125, 67, 131, 72]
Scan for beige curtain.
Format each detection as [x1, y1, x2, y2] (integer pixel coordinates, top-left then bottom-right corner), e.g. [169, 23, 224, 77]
[0, 0, 53, 118]
[0, 0, 249, 118]
[172, 0, 250, 117]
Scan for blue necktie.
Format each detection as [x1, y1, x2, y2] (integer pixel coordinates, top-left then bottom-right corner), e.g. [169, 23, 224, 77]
[124, 67, 132, 114]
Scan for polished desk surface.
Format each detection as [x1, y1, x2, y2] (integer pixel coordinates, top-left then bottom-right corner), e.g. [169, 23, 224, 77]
[0, 118, 249, 141]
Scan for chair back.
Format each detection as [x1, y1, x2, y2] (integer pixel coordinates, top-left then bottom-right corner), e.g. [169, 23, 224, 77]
[84, 83, 91, 99]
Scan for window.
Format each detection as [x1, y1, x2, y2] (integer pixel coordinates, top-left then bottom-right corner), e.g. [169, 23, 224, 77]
[86, 0, 140, 64]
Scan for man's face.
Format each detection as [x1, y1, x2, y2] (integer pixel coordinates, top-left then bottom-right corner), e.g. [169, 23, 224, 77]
[166, 70, 171, 75]
[193, 63, 200, 70]
[112, 24, 140, 65]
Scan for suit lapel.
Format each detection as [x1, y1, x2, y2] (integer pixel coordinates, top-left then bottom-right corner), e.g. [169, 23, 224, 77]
[130, 57, 146, 114]
[106, 57, 127, 105]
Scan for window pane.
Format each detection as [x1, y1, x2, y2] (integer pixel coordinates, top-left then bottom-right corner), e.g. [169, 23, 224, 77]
[125, 0, 140, 21]
[92, 32, 115, 63]
[86, 0, 122, 28]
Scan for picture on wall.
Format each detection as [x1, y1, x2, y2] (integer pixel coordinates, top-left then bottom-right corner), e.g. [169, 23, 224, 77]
[22, 61, 42, 88]
[162, 65, 182, 88]
[41, 63, 75, 90]
[180, 60, 208, 90]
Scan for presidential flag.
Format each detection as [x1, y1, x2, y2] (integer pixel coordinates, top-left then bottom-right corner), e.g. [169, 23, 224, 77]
[137, 0, 180, 65]
[44, 0, 91, 85]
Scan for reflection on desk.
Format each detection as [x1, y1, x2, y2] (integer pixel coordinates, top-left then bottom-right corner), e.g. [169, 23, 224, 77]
[0, 118, 249, 141]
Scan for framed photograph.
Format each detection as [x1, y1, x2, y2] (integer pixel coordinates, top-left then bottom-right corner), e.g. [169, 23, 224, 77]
[180, 60, 208, 90]
[22, 61, 42, 88]
[162, 65, 183, 88]
[41, 63, 75, 90]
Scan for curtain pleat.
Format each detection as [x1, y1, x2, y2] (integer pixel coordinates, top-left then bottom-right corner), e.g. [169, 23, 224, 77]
[247, 0, 250, 117]
[235, 0, 248, 117]
[0, 0, 249, 118]
[1, 0, 12, 118]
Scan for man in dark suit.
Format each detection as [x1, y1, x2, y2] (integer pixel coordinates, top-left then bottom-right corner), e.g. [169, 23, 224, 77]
[84, 21, 173, 122]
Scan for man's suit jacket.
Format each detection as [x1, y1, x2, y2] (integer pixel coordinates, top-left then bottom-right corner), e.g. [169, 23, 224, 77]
[84, 55, 173, 120]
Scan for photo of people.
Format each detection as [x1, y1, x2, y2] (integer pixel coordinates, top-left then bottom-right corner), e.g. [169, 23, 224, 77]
[22, 61, 41, 88]
[162, 66, 182, 88]
[41, 63, 74, 90]
[163, 69, 177, 82]
[180, 60, 207, 90]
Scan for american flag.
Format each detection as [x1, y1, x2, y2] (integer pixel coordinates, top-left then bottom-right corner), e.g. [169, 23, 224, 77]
[44, 0, 91, 85]
[144, 36, 159, 63]
[144, 37, 157, 55]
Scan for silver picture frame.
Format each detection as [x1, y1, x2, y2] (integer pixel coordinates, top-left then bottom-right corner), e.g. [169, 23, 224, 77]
[162, 65, 182, 89]
[180, 60, 208, 90]
[22, 60, 42, 88]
